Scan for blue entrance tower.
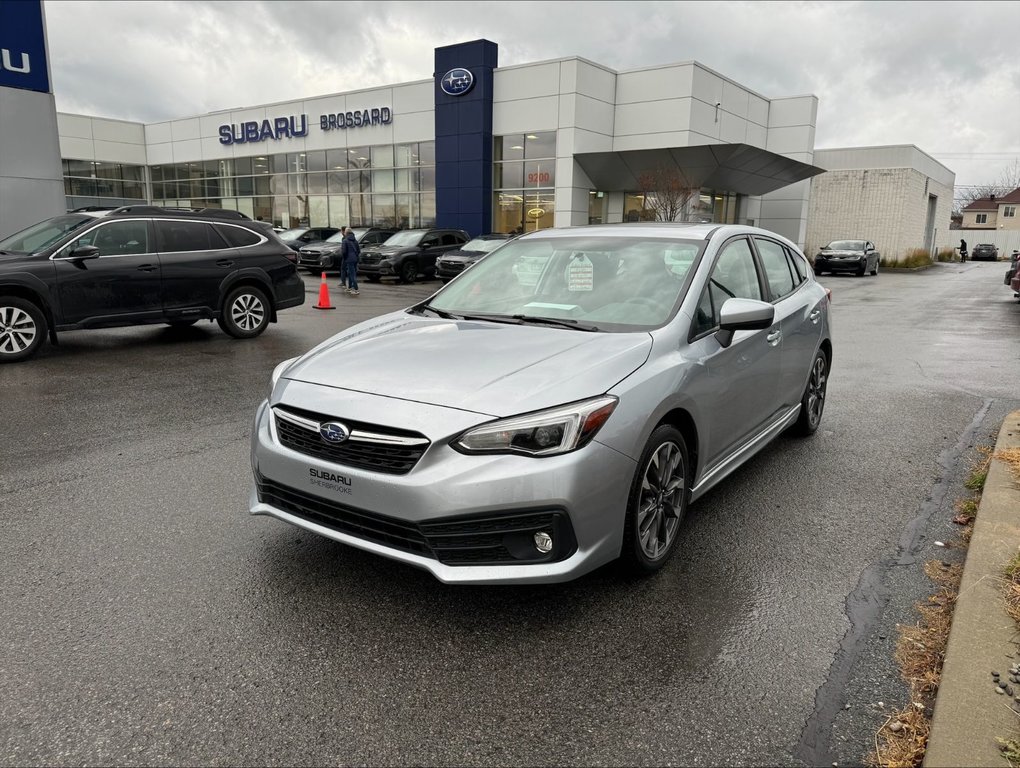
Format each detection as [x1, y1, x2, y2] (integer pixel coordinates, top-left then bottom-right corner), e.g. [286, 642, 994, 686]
[434, 40, 497, 237]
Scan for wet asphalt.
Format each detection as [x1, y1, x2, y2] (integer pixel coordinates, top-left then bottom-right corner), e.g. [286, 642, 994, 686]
[2, 263, 1019, 766]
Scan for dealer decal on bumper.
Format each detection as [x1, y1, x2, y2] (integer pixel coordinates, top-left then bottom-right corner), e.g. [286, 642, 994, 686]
[309, 467, 352, 495]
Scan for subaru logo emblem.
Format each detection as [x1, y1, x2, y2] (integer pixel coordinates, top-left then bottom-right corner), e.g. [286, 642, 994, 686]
[440, 68, 474, 96]
[319, 421, 349, 444]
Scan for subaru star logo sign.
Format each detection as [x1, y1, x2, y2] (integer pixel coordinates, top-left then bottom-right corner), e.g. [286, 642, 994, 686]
[319, 421, 349, 444]
[440, 67, 474, 96]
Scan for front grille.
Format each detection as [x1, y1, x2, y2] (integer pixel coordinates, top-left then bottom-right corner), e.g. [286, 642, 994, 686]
[257, 477, 433, 556]
[439, 261, 465, 274]
[274, 405, 428, 475]
[360, 254, 382, 264]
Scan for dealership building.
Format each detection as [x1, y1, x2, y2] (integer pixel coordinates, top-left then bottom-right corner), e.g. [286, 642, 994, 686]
[1, 1, 955, 257]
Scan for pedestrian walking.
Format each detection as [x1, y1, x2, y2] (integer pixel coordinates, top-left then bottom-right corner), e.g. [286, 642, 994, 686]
[959, 238, 968, 263]
[341, 227, 361, 295]
[336, 227, 349, 289]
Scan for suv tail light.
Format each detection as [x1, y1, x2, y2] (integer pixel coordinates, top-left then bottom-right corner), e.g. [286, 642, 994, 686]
[285, 250, 299, 264]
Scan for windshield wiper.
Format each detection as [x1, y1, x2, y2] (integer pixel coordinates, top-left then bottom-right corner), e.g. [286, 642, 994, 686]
[414, 303, 462, 320]
[511, 315, 599, 331]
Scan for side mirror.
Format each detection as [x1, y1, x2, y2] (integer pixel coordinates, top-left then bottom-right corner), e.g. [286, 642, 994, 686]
[420, 242, 431, 249]
[715, 298, 775, 348]
[69, 245, 100, 261]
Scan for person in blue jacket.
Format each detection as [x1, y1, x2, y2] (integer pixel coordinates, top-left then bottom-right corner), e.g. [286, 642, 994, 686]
[340, 227, 361, 295]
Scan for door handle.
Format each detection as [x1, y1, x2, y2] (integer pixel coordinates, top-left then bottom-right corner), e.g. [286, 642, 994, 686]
[136, 264, 157, 272]
[766, 330, 782, 346]
[809, 309, 821, 323]
[216, 259, 234, 268]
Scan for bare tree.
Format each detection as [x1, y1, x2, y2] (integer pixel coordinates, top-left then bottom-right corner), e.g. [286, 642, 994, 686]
[957, 157, 1020, 210]
[636, 167, 700, 222]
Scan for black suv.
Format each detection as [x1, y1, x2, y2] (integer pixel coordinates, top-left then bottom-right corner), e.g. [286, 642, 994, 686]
[0, 206, 305, 363]
[277, 226, 340, 252]
[358, 228, 469, 283]
[297, 227, 398, 273]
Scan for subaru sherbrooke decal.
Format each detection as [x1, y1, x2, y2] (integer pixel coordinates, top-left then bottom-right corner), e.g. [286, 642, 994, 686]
[319, 421, 349, 444]
[440, 68, 474, 96]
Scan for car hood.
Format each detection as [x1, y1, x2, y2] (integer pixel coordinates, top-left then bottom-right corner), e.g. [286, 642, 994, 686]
[0, 252, 31, 265]
[282, 312, 653, 417]
[440, 249, 488, 261]
[300, 240, 340, 252]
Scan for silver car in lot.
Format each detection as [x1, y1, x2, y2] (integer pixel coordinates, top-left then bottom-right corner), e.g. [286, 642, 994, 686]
[250, 223, 832, 584]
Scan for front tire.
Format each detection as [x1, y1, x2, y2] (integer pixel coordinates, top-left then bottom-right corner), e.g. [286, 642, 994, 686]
[792, 349, 829, 436]
[870, 259, 879, 276]
[620, 425, 690, 575]
[0, 296, 46, 363]
[399, 260, 418, 284]
[218, 285, 270, 339]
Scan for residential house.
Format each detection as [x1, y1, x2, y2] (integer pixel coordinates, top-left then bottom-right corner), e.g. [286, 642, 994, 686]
[961, 187, 1020, 230]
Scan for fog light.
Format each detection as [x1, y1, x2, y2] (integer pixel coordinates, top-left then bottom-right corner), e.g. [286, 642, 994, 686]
[533, 531, 553, 553]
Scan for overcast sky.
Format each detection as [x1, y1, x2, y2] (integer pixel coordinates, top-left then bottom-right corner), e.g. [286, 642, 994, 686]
[42, 0, 1020, 193]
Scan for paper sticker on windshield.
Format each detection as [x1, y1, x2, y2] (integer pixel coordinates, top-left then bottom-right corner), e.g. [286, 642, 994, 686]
[567, 255, 594, 292]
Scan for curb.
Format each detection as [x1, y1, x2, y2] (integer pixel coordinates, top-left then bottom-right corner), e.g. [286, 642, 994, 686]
[881, 264, 936, 273]
[925, 410, 1020, 767]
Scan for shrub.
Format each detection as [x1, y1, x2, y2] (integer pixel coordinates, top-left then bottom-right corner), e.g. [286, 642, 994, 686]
[936, 248, 957, 263]
[880, 248, 934, 269]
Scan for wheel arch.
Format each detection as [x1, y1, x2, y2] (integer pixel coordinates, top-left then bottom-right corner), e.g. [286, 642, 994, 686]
[0, 283, 58, 345]
[653, 407, 700, 486]
[220, 272, 277, 322]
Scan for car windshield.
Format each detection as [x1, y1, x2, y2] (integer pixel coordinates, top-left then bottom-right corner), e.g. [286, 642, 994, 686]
[826, 240, 865, 251]
[424, 235, 703, 332]
[279, 228, 309, 239]
[0, 214, 95, 254]
[383, 230, 426, 246]
[324, 231, 348, 243]
[462, 238, 507, 253]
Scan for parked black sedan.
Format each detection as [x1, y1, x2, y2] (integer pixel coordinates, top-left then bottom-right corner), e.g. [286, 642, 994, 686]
[813, 239, 880, 277]
[972, 243, 999, 262]
[435, 234, 512, 282]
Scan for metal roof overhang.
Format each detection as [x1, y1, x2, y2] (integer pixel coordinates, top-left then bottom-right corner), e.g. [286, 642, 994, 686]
[574, 143, 826, 196]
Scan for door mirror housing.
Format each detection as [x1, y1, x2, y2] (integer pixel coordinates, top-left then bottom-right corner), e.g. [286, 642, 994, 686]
[68, 245, 100, 261]
[715, 298, 775, 348]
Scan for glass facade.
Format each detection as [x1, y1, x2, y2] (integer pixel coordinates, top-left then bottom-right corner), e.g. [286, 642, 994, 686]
[63, 160, 147, 210]
[624, 189, 742, 224]
[493, 132, 556, 234]
[149, 142, 435, 229]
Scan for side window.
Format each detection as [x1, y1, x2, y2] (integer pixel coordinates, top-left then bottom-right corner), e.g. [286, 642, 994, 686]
[82, 220, 150, 257]
[754, 237, 797, 299]
[157, 221, 225, 253]
[215, 225, 260, 248]
[691, 238, 762, 337]
[422, 233, 440, 247]
[441, 233, 459, 246]
[785, 246, 808, 283]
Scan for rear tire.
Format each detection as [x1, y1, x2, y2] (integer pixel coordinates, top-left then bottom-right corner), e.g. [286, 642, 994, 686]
[792, 349, 829, 436]
[620, 425, 690, 575]
[0, 296, 46, 363]
[399, 260, 417, 284]
[218, 285, 270, 339]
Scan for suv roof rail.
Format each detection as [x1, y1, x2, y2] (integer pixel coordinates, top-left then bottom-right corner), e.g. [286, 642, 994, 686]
[109, 205, 252, 220]
[70, 206, 119, 213]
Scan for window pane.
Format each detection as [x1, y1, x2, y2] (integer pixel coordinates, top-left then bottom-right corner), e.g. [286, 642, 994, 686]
[326, 149, 347, 170]
[373, 194, 395, 226]
[394, 169, 414, 192]
[371, 145, 394, 168]
[347, 146, 371, 169]
[122, 181, 145, 199]
[328, 171, 349, 194]
[202, 160, 218, 178]
[236, 176, 254, 196]
[308, 195, 329, 227]
[395, 194, 412, 229]
[150, 165, 164, 183]
[307, 172, 327, 194]
[216, 158, 235, 178]
[494, 191, 524, 234]
[237, 198, 255, 219]
[216, 224, 260, 247]
[420, 193, 436, 227]
[287, 153, 307, 173]
[328, 195, 350, 227]
[157, 220, 220, 252]
[372, 169, 394, 193]
[252, 155, 271, 175]
[419, 166, 435, 192]
[524, 160, 553, 188]
[306, 150, 326, 172]
[287, 173, 305, 195]
[394, 143, 416, 166]
[92, 220, 150, 255]
[495, 162, 523, 189]
[712, 238, 761, 305]
[121, 165, 143, 182]
[272, 154, 287, 174]
[67, 159, 94, 177]
[525, 131, 556, 159]
[234, 156, 252, 175]
[93, 162, 122, 180]
[496, 135, 525, 162]
[418, 141, 435, 165]
[755, 238, 796, 298]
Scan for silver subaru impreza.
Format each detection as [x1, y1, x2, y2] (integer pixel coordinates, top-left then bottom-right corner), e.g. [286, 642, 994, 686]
[250, 223, 832, 584]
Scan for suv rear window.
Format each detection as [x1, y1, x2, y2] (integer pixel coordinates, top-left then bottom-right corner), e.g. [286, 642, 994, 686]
[215, 225, 261, 248]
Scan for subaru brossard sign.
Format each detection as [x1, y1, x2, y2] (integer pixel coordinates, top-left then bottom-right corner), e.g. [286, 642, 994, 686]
[218, 107, 393, 146]
[439, 68, 474, 96]
[0, 0, 50, 93]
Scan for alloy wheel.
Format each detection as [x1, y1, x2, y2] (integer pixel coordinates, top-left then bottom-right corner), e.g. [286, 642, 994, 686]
[637, 441, 685, 560]
[231, 293, 265, 332]
[806, 354, 828, 428]
[0, 305, 37, 355]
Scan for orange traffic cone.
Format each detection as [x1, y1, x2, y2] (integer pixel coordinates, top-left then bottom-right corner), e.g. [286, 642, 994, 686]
[313, 272, 335, 310]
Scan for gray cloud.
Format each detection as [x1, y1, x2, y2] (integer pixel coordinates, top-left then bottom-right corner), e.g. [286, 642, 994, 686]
[43, 0, 1020, 188]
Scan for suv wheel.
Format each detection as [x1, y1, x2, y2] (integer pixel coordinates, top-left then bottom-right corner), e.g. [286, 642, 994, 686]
[218, 285, 270, 339]
[0, 296, 46, 363]
[399, 260, 417, 284]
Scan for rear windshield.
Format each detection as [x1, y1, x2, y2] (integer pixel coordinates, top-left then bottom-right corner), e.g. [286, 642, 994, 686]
[0, 215, 95, 254]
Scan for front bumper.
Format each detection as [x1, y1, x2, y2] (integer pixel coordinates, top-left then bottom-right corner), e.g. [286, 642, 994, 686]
[815, 257, 866, 272]
[298, 249, 339, 270]
[356, 259, 393, 276]
[248, 387, 635, 584]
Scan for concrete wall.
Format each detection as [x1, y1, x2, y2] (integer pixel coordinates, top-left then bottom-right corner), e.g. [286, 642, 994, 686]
[0, 86, 64, 239]
[56, 113, 146, 164]
[806, 146, 956, 259]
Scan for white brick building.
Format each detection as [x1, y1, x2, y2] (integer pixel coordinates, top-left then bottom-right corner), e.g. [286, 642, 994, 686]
[805, 145, 955, 261]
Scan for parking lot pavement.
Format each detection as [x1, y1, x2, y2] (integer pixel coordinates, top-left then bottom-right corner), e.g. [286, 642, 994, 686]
[2, 264, 1019, 766]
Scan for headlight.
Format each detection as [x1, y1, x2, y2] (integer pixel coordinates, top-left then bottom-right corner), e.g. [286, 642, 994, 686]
[268, 357, 298, 400]
[454, 396, 618, 457]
